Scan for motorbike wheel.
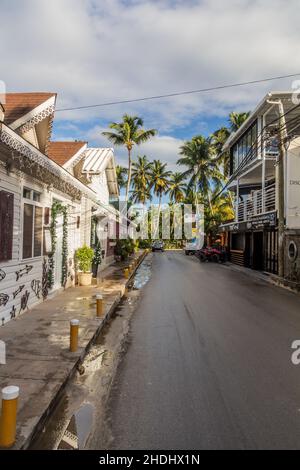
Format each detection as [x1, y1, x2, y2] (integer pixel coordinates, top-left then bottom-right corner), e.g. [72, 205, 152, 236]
[212, 254, 220, 263]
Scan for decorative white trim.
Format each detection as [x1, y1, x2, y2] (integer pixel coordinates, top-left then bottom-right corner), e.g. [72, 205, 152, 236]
[0, 124, 99, 203]
[63, 144, 88, 169]
[10, 96, 56, 131]
[18, 104, 55, 134]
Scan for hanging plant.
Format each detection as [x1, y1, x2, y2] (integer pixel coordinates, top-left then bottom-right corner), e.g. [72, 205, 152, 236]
[48, 201, 68, 289]
[92, 240, 102, 277]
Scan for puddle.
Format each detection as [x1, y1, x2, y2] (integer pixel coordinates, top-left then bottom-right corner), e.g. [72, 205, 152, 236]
[29, 256, 152, 450]
[58, 403, 94, 450]
[132, 259, 152, 290]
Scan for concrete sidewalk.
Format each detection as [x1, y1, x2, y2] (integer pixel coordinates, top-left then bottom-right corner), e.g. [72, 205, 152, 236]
[0, 251, 147, 449]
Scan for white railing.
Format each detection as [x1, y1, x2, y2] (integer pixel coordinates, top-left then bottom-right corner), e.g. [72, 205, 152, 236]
[237, 184, 276, 222]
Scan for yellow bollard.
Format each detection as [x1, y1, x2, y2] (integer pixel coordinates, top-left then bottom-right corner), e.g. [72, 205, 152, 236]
[0, 386, 19, 448]
[124, 268, 129, 279]
[96, 294, 104, 317]
[70, 319, 79, 352]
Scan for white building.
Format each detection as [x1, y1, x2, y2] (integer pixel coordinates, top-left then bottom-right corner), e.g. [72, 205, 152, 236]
[220, 91, 300, 287]
[0, 92, 123, 325]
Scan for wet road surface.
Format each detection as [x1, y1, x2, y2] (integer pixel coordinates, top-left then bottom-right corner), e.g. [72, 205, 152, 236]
[102, 251, 300, 450]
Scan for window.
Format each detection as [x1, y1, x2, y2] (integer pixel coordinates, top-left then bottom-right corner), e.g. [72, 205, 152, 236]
[22, 188, 43, 259]
[23, 187, 41, 202]
[0, 191, 14, 261]
[230, 120, 258, 175]
[23, 187, 31, 199]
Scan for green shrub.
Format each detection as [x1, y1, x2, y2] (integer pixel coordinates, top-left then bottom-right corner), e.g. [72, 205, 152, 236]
[138, 239, 151, 249]
[114, 238, 137, 261]
[75, 245, 95, 272]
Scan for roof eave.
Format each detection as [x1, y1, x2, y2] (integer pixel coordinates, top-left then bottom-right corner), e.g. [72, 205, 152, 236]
[222, 91, 295, 151]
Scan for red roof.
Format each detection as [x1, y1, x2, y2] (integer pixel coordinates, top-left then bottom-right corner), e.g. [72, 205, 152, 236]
[47, 141, 87, 166]
[3, 92, 56, 126]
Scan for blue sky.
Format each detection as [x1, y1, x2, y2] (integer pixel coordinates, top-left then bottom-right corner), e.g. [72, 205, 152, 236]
[1, 0, 300, 170]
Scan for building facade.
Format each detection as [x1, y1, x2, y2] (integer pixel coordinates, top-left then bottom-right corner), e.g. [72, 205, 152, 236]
[0, 93, 125, 325]
[220, 92, 300, 287]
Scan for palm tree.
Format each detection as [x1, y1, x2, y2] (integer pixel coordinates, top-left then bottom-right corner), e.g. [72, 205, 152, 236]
[177, 135, 221, 199]
[116, 165, 128, 189]
[211, 127, 230, 155]
[130, 155, 152, 204]
[150, 160, 171, 238]
[102, 115, 157, 201]
[131, 186, 152, 204]
[211, 127, 231, 178]
[150, 160, 171, 208]
[205, 189, 234, 239]
[168, 172, 187, 203]
[229, 111, 250, 132]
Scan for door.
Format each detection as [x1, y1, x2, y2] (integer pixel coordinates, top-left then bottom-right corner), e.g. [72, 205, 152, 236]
[265, 229, 278, 274]
[53, 214, 63, 290]
[244, 232, 251, 268]
[252, 231, 264, 271]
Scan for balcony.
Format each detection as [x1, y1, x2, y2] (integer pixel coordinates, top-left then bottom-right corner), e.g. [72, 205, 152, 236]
[237, 184, 276, 222]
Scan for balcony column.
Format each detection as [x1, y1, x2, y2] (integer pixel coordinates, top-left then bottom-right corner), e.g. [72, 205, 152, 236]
[235, 179, 240, 222]
[262, 155, 266, 212]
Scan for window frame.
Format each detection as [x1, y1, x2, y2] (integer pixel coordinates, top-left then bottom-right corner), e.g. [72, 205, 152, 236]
[21, 186, 44, 261]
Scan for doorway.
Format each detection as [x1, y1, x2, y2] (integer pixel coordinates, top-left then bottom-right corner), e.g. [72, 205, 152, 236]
[252, 231, 264, 270]
[244, 232, 252, 268]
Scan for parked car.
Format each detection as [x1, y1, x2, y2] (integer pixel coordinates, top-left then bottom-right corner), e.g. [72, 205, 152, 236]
[152, 240, 165, 252]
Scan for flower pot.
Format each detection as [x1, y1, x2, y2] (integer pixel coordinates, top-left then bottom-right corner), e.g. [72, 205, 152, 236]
[78, 272, 92, 286]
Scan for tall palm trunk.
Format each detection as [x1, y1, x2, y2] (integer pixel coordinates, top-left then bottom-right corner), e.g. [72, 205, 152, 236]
[155, 193, 162, 239]
[125, 147, 132, 202]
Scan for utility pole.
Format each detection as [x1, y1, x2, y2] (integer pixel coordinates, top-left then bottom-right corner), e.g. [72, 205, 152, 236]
[267, 98, 286, 278]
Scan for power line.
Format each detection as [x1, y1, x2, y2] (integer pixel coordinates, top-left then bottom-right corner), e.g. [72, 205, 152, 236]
[56, 73, 300, 112]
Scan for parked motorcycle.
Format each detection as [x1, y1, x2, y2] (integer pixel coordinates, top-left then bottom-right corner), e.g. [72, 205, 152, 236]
[197, 246, 227, 263]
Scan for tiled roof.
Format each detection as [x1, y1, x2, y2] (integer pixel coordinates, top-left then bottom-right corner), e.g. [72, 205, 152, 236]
[3, 92, 56, 126]
[47, 141, 87, 166]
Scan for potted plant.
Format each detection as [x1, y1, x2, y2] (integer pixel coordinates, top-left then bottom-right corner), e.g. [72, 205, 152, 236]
[75, 245, 95, 286]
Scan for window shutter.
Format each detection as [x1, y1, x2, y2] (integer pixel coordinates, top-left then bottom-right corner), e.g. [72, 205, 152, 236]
[0, 191, 14, 261]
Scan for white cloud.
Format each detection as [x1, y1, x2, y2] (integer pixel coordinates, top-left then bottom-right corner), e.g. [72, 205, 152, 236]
[1, 0, 300, 166]
[77, 124, 184, 170]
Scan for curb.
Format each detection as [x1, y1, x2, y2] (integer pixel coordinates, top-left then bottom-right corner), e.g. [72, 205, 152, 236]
[219, 261, 300, 296]
[21, 250, 148, 450]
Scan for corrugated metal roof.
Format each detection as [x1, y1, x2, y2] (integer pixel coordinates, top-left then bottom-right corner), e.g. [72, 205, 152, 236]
[82, 148, 114, 173]
[82, 147, 119, 197]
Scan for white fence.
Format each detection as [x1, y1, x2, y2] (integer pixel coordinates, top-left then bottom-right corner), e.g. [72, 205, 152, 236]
[237, 184, 276, 222]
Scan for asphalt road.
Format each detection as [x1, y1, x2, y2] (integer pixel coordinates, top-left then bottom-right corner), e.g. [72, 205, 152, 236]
[105, 251, 300, 450]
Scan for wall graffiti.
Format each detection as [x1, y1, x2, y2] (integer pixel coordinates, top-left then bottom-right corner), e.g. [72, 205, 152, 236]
[10, 306, 16, 320]
[31, 279, 42, 299]
[0, 269, 6, 282]
[42, 258, 48, 300]
[0, 294, 9, 307]
[20, 290, 30, 312]
[16, 265, 33, 281]
[13, 285, 25, 299]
